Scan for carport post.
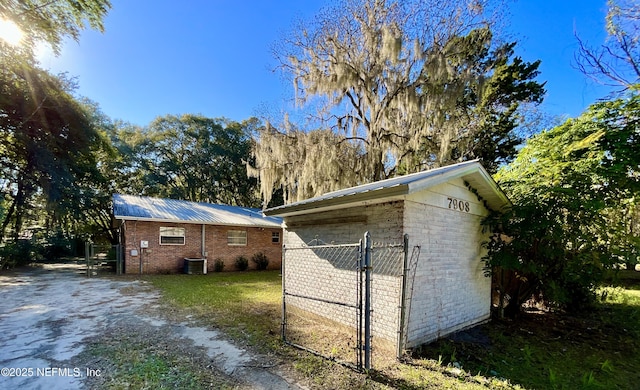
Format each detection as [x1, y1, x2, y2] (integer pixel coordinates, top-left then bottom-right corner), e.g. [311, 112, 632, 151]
[363, 231, 372, 370]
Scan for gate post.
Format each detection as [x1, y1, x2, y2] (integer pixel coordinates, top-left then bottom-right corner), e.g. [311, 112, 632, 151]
[85, 241, 91, 277]
[398, 234, 409, 359]
[116, 244, 123, 275]
[363, 231, 372, 370]
[281, 244, 287, 342]
[357, 238, 363, 369]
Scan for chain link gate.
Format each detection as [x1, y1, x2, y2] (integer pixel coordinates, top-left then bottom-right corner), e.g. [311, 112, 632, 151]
[369, 235, 410, 365]
[282, 232, 408, 371]
[85, 242, 123, 276]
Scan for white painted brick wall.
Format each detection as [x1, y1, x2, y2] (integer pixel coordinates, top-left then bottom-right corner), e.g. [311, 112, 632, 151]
[403, 178, 491, 347]
[283, 202, 404, 344]
[284, 245, 361, 329]
[282, 179, 492, 352]
[283, 201, 404, 245]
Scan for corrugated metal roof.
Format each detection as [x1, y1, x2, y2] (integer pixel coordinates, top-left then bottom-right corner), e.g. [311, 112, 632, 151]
[264, 160, 510, 217]
[113, 194, 282, 227]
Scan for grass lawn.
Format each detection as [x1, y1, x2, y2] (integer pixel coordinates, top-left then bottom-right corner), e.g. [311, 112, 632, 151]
[144, 271, 640, 389]
[146, 271, 283, 351]
[415, 283, 640, 389]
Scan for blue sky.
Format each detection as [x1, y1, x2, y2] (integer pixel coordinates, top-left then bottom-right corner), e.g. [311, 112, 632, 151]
[37, 0, 614, 127]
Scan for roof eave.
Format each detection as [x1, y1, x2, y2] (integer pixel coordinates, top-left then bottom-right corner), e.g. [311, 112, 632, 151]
[113, 215, 282, 229]
[264, 185, 409, 217]
[406, 163, 480, 194]
[476, 167, 512, 209]
[460, 168, 511, 211]
[264, 161, 512, 217]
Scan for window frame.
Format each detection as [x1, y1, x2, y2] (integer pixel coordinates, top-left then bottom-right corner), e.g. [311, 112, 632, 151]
[272, 231, 280, 244]
[227, 230, 247, 246]
[159, 227, 186, 245]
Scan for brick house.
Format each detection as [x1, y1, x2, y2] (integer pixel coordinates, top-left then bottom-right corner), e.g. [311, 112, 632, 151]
[264, 160, 509, 351]
[112, 195, 283, 274]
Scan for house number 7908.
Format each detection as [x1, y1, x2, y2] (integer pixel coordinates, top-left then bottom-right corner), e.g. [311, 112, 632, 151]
[447, 197, 470, 212]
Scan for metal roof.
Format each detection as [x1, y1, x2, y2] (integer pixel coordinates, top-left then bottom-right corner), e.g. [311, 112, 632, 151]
[264, 160, 510, 217]
[113, 194, 282, 228]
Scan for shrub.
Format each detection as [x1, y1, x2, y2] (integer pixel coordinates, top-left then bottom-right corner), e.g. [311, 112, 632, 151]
[213, 258, 224, 272]
[42, 230, 73, 260]
[234, 255, 249, 271]
[0, 239, 40, 269]
[251, 252, 269, 270]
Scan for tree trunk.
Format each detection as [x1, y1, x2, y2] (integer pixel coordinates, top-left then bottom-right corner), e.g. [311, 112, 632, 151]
[0, 197, 17, 242]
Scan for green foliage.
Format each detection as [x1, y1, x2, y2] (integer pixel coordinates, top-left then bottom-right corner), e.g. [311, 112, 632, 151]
[120, 114, 260, 207]
[0, 0, 111, 54]
[413, 31, 545, 174]
[0, 239, 40, 269]
[251, 252, 269, 270]
[0, 229, 83, 268]
[85, 331, 229, 389]
[147, 272, 282, 349]
[600, 359, 615, 374]
[0, 1, 116, 248]
[416, 283, 640, 389]
[41, 229, 73, 260]
[484, 189, 612, 311]
[255, 0, 544, 205]
[1, 77, 262, 248]
[150, 272, 640, 389]
[0, 54, 107, 242]
[234, 256, 249, 271]
[548, 368, 558, 389]
[485, 90, 640, 312]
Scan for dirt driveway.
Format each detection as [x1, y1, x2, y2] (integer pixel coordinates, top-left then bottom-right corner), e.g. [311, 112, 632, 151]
[0, 263, 304, 389]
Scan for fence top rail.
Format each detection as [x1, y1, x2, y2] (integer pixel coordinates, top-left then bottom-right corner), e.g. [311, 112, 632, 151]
[284, 243, 361, 250]
[371, 242, 404, 249]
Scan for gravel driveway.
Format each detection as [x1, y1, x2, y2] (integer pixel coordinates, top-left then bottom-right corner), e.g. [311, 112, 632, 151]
[0, 263, 303, 389]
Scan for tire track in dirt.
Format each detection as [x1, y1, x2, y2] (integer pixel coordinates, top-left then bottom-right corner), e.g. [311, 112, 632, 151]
[0, 263, 304, 389]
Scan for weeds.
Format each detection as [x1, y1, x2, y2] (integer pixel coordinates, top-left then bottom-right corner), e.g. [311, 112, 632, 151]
[548, 368, 558, 389]
[415, 280, 640, 389]
[600, 359, 614, 373]
[145, 272, 640, 390]
[82, 329, 234, 389]
[521, 344, 533, 367]
[581, 371, 597, 388]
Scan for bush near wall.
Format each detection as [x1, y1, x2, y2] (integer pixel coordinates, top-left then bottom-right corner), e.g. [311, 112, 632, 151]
[251, 252, 269, 270]
[214, 258, 224, 272]
[234, 256, 249, 271]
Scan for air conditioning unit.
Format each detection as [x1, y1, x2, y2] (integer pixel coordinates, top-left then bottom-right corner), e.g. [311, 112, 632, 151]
[183, 258, 207, 274]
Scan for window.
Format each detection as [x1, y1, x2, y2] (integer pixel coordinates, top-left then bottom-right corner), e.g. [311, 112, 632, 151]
[227, 230, 247, 246]
[272, 231, 280, 244]
[159, 227, 185, 245]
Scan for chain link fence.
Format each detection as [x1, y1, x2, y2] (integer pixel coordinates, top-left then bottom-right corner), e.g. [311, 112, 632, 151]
[282, 233, 408, 370]
[282, 242, 363, 368]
